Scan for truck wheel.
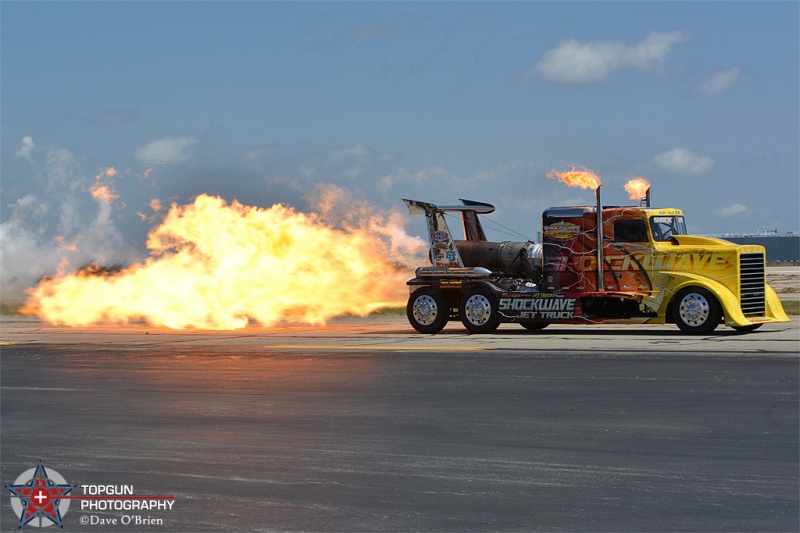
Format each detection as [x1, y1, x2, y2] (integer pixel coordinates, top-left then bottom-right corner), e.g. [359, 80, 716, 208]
[732, 324, 763, 333]
[407, 288, 448, 334]
[673, 287, 721, 335]
[519, 322, 550, 331]
[459, 289, 500, 334]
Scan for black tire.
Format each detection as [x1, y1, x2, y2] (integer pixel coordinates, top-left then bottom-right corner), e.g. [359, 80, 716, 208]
[407, 288, 448, 334]
[732, 323, 763, 334]
[459, 288, 500, 334]
[673, 287, 721, 335]
[519, 322, 550, 331]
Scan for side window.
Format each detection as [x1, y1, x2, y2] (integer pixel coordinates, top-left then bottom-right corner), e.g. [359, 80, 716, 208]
[614, 220, 649, 243]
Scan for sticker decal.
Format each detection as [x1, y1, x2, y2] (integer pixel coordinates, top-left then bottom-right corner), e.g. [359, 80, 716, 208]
[544, 221, 580, 240]
[498, 295, 577, 320]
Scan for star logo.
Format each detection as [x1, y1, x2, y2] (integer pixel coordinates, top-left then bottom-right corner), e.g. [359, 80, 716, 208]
[8, 464, 73, 527]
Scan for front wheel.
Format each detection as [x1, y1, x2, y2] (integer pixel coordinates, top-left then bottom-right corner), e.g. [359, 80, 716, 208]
[407, 288, 448, 334]
[459, 288, 500, 334]
[673, 287, 721, 335]
[732, 323, 763, 334]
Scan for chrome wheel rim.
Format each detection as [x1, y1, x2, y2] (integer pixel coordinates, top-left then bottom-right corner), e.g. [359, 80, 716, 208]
[679, 292, 710, 326]
[464, 294, 492, 326]
[412, 295, 438, 326]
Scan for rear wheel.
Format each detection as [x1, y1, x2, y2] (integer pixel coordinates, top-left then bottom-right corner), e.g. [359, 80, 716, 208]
[673, 287, 721, 335]
[519, 322, 550, 331]
[459, 288, 500, 334]
[407, 288, 448, 334]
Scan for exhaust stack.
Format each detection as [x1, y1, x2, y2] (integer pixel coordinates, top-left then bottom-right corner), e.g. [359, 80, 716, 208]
[641, 187, 651, 208]
[595, 185, 604, 292]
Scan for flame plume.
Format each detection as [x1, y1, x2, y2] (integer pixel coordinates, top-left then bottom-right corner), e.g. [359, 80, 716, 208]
[546, 167, 601, 190]
[89, 167, 120, 203]
[22, 194, 424, 330]
[623, 178, 651, 201]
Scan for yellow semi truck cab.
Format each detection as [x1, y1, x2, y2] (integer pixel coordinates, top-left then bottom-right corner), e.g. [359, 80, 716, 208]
[543, 205, 789, 334]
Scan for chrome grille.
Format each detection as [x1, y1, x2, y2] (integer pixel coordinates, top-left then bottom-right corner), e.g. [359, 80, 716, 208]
[740, 253, 765, 316]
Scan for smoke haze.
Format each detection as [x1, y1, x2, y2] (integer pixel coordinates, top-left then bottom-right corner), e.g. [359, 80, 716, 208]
[1, 138, 428, 326]
[1, 145, 138, 305]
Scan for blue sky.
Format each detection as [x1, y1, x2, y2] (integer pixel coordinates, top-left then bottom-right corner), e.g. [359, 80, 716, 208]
[1, 1, 798, 300]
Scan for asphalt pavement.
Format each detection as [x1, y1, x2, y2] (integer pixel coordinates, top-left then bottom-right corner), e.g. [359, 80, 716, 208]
[1, 317, 798, 532]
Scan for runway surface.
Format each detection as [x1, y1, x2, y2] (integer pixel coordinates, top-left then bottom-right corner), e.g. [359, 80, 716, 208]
[2, 316, 798, 531]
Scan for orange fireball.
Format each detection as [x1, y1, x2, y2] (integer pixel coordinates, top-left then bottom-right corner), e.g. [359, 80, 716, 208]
[623, 177, 651, 201]
[546, 167, 601, 190]
[22, 194, 424, 330]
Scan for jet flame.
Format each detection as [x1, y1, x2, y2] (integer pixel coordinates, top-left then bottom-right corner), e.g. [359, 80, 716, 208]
[623, 177, 651, 201]
[546, 167, 601, 190]
[22, 193, 425, 329]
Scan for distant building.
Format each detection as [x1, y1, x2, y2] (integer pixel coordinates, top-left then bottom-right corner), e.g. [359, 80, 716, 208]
[715, 235, 800, 262]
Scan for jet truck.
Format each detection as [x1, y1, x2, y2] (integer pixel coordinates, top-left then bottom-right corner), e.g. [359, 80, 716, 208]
[403, 189, 789, 335]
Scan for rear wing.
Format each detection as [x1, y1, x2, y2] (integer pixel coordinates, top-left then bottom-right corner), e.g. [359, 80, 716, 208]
[403, 199, 495, 268]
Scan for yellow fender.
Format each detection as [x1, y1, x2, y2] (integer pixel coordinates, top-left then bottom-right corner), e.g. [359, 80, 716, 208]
[764, 284, 790, 323]
[644, 272, 789, 328]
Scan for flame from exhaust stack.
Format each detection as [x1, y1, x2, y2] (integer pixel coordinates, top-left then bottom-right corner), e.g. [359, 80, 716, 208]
[22, 193, 424, 330]
[623, 178, 651, 201]
[546, 167, 601, 190]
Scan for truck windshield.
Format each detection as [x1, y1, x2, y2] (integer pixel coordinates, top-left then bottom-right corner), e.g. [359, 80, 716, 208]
[649, 216, 688, 241]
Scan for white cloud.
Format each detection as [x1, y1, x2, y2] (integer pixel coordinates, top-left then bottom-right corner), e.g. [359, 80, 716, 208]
[328, 143, 368, 163]
[394, 165, 456, 185]
[135, 136, 198, 166]
[532, 31, 687, 84]
[294, 143, 393, 182]
[714, 204, 748, 218]
[16, 135, 34, 159]
[654, 147, 715, 175]
[697, 66, 743, 95]
[377, 174, 394, 198]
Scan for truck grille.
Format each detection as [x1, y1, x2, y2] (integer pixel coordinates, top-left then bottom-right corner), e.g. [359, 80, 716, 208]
[740, 253, 765, 316]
